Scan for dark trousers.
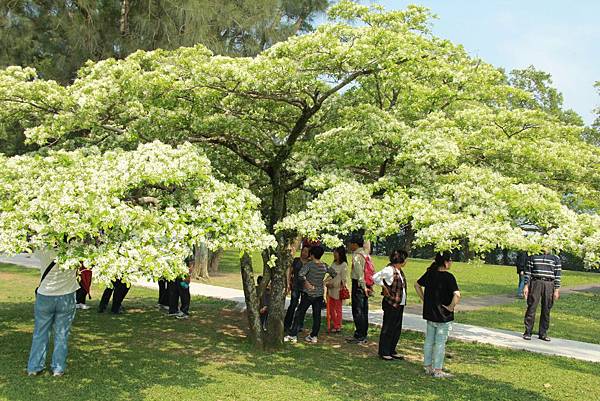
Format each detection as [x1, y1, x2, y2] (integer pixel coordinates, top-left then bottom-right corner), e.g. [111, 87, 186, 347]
[99, 279, 130, 313]
[260, 311, 268, 330]
[524, 279, 554, 337]
[284, 288, 304, 333]
[168, 279, 191, 315]
[76, 286, 87, 304]
[351, 279, 369, 340]
[289, 293, 323, 337]
[378, 301, 404, 357]
[158, 279, 169, 306]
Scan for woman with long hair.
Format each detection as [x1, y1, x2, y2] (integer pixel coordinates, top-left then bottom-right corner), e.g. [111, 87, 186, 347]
[374, 249, 408, 361]
[325, 246, 348, 333]
[414, 251, 461, 378]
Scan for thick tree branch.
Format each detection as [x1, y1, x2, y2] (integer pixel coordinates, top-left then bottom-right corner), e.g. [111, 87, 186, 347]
[189, 135, 268, 171]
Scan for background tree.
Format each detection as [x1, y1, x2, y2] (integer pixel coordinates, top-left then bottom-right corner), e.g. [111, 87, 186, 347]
[1, 1, 599, 349]
[0, 0, 328, 157]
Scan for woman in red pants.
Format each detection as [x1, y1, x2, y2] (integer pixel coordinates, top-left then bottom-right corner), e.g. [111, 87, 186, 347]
[325, 246, 348, 333]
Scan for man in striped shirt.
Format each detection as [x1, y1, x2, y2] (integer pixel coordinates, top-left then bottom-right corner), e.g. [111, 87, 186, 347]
[522, 251, 562, 341]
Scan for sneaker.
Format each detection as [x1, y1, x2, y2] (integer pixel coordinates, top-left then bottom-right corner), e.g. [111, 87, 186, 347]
[523, 333, 532, 340]
[432, 370, 453, 378]
[52, 371, 64, 377]
[78, 304, 90, 310]
[305, 335, 318, 344]
[168, 311, 184, 317]
[539, 335, 551, 342]
[27, 370, 44, 376]
[176, 313, 189, 320]
[424, 366, 433, 375]
[283, 335, 297, 343]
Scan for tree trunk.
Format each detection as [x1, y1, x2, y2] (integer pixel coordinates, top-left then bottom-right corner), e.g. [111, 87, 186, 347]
[208, 248, 223, 273]
[192, 242, 209, 280]
[289, 235, 302, 256]
[240, 252, 263, 348]
[263, 234, 291, 348]
[261, 171, 290, 348]
[402, 223, 415, 256]
[502, 248, 510, 266]
[120, 0, 130, 36]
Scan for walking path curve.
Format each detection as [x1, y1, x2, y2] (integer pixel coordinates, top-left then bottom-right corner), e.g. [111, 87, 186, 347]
[3, 253, 600, 363]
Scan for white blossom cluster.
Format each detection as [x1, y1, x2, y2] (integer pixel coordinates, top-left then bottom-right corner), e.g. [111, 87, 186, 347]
[0, 141, 275, 285]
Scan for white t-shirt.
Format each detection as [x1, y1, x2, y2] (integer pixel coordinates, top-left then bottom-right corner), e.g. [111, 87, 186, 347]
[34, 248, 79, 296]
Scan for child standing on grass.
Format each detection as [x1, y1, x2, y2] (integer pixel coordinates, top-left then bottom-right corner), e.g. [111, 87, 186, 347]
[414, 252, 461, 378]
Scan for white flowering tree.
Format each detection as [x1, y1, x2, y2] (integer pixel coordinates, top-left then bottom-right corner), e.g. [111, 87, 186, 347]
[1, 1, 599, 347]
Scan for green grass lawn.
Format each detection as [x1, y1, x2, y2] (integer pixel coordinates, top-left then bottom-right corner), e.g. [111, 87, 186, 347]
[1, 263, 600, 401]
[458, 290, 600, 344]
[207, 251, 600, 304]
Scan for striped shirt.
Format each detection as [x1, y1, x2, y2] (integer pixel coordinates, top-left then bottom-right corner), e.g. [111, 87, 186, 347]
[298, 260, 337, 298]
[524, 254, 562, 289]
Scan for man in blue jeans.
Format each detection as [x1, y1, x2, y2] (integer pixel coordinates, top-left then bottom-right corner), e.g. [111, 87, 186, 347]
[28, 248, 79, 377]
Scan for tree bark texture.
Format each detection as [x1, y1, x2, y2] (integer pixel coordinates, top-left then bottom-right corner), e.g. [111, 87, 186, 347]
[240, 252, 263, 348]
[192, 242, 209, 280]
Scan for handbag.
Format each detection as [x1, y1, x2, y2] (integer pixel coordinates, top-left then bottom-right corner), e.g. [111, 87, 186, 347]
[339, 284, 350, 300]
[35, 260, 56, 295]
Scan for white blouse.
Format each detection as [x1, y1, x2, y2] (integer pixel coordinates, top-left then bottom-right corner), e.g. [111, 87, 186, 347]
[373, 265, 406, 306]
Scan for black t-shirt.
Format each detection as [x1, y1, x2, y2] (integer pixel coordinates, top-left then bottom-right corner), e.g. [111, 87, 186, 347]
[417, 270, 460, 323]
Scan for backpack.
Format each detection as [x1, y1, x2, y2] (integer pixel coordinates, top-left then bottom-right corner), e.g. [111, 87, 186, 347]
[362, 254, 375, 287]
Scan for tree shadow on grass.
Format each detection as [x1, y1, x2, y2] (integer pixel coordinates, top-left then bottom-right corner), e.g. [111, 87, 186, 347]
[0, 276, 596, 401]
[220, 338, 559, 401]
[0, 294, 240, 401]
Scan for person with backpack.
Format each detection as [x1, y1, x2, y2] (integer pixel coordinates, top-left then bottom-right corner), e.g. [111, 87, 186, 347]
[414, 252, 461, 378]
[346, 235, 373, 344]
[284, 245, 337, 344]
[374, 250, 408, 361]
[28, 248, 79, 377]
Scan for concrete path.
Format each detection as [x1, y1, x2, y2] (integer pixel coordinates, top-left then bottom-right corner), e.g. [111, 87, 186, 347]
[3, 254, 600, 363]
[136, 279, 600, 363]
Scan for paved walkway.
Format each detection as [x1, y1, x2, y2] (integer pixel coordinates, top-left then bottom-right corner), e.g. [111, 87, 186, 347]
[3, 254, 600, 363]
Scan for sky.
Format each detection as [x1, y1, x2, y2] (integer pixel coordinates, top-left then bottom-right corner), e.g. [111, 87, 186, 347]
[352, 0, 600, 124]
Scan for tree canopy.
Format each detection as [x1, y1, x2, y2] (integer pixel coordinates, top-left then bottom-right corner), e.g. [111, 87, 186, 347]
[1, 0, 599, 345]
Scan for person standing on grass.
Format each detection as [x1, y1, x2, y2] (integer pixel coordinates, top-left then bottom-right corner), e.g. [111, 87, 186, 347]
[515, 251, 528, 298]
[325, 246, 348, 333]
[98, 278, 130, 314]
[75, 263, 92, 310]
[284, 245, 311, 334]
[157, 278, 169, 310]
[374, 250, 408, 361]
[28, 248, 79, 377]
[522, 250, 561, 341]
[346, 235, 372, 344]
[284, 245, 337, 344]
[168, 258, 193, 319]
[414, 251, 460, 378]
